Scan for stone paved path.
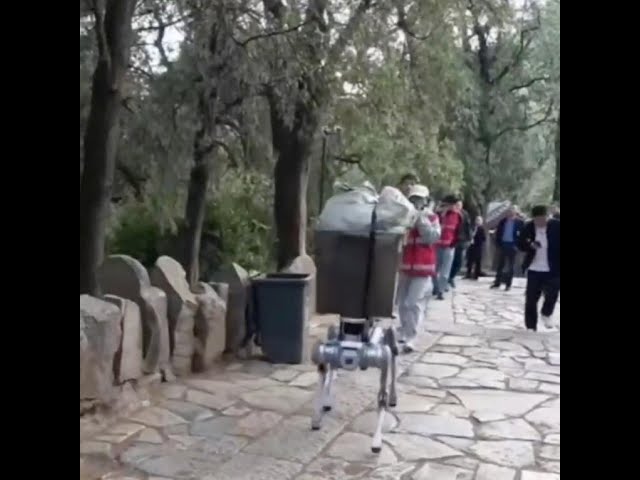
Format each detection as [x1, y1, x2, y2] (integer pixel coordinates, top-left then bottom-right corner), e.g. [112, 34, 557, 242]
[81, 278, 560, 480]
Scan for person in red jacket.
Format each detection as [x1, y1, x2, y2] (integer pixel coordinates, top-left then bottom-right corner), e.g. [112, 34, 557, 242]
[397, 185, 441, 353]
[433, 194, 463, 300]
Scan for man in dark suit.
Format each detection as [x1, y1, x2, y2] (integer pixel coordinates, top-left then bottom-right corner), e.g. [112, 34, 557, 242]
[518, 205, 560, 331]
[491, 205, 524, 291]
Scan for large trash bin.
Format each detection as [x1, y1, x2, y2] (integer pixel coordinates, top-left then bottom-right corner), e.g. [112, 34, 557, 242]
[251, 273, 311, 364]
[314, 230, 404, 318]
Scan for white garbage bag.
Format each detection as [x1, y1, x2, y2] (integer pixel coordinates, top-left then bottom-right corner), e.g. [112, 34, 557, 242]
[317, 184, 417, 236]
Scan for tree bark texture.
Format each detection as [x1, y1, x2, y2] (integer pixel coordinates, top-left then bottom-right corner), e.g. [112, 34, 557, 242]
[79, 0, 137, 295]
[552, 111, 560, 202]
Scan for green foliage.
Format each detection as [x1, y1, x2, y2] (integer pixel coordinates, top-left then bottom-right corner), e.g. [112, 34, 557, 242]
[202, 171, 274, 275]
[107, 203, 175, 268]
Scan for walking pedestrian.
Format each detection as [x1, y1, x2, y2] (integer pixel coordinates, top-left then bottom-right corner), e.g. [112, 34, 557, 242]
[490, 205, 524, 291]
[448, 200, 473, 288]
[518, 205, 560, 331]
[397, 185, 441, 352]
[433, 194, 463, 300]
[464, 216, 486, 279]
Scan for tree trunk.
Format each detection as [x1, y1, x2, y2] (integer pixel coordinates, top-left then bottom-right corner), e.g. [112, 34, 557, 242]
[552, 111, 560, 202]
[79, 0, 136, 295]
[180, 145, 212, 288]
[274, 147, 309, 269]
[269, 98, 319, 270]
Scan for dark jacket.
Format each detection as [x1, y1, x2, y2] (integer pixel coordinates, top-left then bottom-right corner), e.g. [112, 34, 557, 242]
[457, 209, 473, 246]
[517, 219, 560, 277]
[495, 217, 524, 247]
[471, 225, 486, 247]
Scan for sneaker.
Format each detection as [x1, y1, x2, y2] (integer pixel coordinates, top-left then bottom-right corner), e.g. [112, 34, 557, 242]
[436, 293, 444, 300]
[505, 286, 511, 291]
[541, 315, 554, 329]
[490, 283, 500, 289]
[448, 279, 456, 289]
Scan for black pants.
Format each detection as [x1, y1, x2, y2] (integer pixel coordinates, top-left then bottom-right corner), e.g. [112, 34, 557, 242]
[493, 244, 517, 287]
[466, 244, 483, 278]
[525, 271, 560, 330]
[449, 245, 465, 281]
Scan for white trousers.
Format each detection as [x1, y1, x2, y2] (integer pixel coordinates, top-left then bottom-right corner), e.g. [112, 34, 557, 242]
[397, 273, 433, 342]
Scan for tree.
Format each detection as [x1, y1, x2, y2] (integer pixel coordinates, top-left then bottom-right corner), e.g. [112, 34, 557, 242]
[80, 0, 138, 295]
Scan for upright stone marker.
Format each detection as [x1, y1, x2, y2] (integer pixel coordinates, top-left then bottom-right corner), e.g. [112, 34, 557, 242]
[97, 255, 171, 378]
[150, 256, 198, 376]
[80, 295, 122, 403]
[211, 263, 249, 354]
[103, 295, 143, 383]
[192, 282, 227, 371]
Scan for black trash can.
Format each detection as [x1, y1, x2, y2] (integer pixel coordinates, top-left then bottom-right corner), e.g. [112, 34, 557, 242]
[251, 273, 311, 364]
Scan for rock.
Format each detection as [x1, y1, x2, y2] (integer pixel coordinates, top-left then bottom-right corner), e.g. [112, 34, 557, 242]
[520, 472, 559, 480]
[98, 255, 171, 376]
[420, 353, 469, 366]
[244, 415, 345, 465]
[410, 364, 460, 379]
[478, 419, 540, 441]
[203, 452, 303, 480]
[282, 254, 316, 315]
[472, 411, 506, 423]
[162, 400, 215, 422]
[524, 372, 560, 384]
[475, 464, 516, 480]
[391, 393, 438, 413]
[470, 440, 535, 468]
[211, 263, 250, 353]
[103, 295, 143, 383]
[439, 336, 480, 347]
[450, 390, 549, 416]
[80, 295, 122, 403]
[508, 378, 539, 391]
[430, 404, 470, 418]
[384, 433, 462, 461]
[544, 433, 560, 445]
[230, 410, 283, 438]
[457, 367, 505, 383]
[186, 389, 237, 411]
[96, 422, 145, 444]
[289, 372, 318, 388]
[150, 256, 198, 376]
[524, 406, 560, 433]
[137, 428, 164, 444]
[240, 386, 312, 415]
[397, 414, 474, 438]
[539, 445, 560, 460]
[326, 432, 398, 465]
[127, 407, 188, 428]
[192, 282, 227, 372]
[412, 462, 473, 480]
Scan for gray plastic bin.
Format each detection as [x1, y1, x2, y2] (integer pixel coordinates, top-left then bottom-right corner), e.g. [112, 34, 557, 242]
[314, 230, 404, 318]
[251, 273, 311, 364]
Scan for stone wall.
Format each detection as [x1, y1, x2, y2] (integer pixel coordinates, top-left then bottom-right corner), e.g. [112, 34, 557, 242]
[81, 255, 233, 412]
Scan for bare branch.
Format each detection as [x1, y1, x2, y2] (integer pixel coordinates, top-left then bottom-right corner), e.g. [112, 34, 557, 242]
[494, 19, 540, 84]
[235, 20, 312, 47]
[509, 76, 550, 92]
[151, 6, 172, 69]
[493, 100, 555, 140]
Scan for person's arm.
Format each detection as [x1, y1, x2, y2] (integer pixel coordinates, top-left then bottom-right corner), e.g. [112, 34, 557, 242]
[494, 219, 504, 246]
[415, 211, 441, 245]
[517, 222, 535, 252]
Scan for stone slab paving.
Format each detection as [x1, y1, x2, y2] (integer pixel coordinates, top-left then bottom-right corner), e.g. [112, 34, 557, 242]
[81, 279, 559, 480]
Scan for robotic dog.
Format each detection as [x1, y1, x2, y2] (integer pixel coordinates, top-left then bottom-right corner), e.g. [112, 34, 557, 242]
[311, 210, 402, 453]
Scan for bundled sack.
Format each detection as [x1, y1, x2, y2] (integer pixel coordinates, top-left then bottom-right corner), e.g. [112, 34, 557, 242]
[316, 184, 417, 236]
